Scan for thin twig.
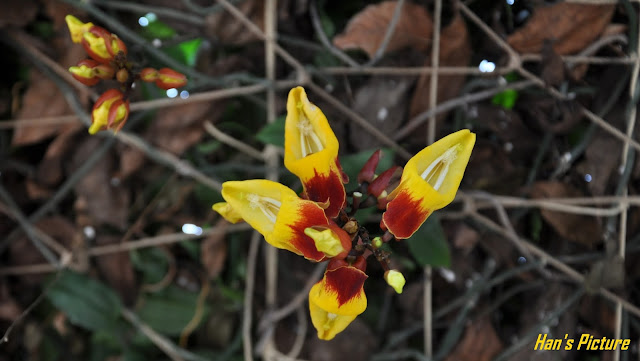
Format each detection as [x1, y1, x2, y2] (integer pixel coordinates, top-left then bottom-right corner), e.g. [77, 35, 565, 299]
[204, 121, 265, 161]
[309, 0, 360, 67]
[243, 232, 261, 361]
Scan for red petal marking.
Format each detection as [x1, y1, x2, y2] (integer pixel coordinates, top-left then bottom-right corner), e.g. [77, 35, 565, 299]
[287, 202, 331, 261]
[303, 166, 346, 219]
[382, 189, 430, 239]
[324, 266, 367, 306]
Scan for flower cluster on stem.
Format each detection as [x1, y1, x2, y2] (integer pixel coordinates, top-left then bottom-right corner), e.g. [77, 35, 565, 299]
[213, 86, 475, 340]
[65, 15, 188, 134]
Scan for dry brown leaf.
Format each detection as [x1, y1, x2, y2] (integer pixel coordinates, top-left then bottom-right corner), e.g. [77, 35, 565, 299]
[72, 138, 130, 229]
[144, 102, 214, 155]
[333, 0, 432, 58]
[507, 3, 615, 55]
[409, 13, 471, 120]
[94, 236, 137, 305]
[582, 132, 621, 197]
[0, 281, 21, 322]
[204, 0, 265, 45]
[530, 181, 601, 247]
[11, 70, 75, 146]
[0, 0, 38, 28]
[201, 220, 229, 280]
[36, 124, 83, 187]
[444, 316, 503, 361]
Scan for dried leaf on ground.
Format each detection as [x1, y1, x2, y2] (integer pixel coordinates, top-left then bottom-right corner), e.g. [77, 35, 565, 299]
[35, 124, 83, 188]
[333, 0, 432, 58]
[507, 3, 615, 55]
[409, 13, 471, 122]
[12, 70, 75, 146]
[72, 138, 130, 229]
[144, 102, 215, 155]
[582, 133, 621, 196]
[94, 236, 137, 305]
[530, 181, 601, 247]
[444, 316, 503, 361]
[349, 75, 413, 150]
[201, 219, 229, 280]
[0, 0, 38, 28]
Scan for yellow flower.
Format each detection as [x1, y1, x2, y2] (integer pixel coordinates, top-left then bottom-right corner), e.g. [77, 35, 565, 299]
[217, 180, 351, 261]
[284, 87, 347, 218]
[65, 15, 94, 43]
[309, 258, 368, 340]
[382, 129, 475, 239]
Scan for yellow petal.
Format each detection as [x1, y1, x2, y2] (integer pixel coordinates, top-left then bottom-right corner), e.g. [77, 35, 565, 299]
[382, 129, 475, 239]
[212, 202, 243, 223]
[284, 87, 346, 217]
[65, 15, 94, 43]
[309, 293, 358, 340]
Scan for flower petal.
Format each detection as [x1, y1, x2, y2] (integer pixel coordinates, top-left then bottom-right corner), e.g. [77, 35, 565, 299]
[284, 87, 346, 218]
[382, 129, 475, 239]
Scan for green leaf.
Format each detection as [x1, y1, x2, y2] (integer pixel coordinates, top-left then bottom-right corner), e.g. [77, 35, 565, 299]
[491, 89, 519, 110]
[137, 285, 210, 335]
[164, 38, 203, 67]
[256, 116, 286, 147]
[130, 248, 169, 285]
[47, 270, 122, 331]
[406, 215, 451, 267]
[141, 20, 176, 40]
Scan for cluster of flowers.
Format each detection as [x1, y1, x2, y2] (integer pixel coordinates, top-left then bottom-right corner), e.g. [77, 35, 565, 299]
[214, 87, 475, 340]
[65, 15, 188, 134]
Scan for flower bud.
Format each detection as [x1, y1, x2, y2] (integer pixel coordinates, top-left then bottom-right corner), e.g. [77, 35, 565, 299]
[89, 89, 129, 134]
[368, 166, 401, 209]
[82, 26, 127, 64]
[384, 270, 405, 294]
[116, 68, 129, 83]
[69, 59, 101, 86]
[65, 15, 94, 43]
[358, 149, 381, 185]
[155, 68, 187, 90]
[139, 67, 158, 82]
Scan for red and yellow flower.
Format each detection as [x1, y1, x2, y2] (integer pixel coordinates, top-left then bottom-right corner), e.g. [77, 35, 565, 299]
[381, 129, 476, 239]
[213, 86, 475, 340]
[216, 180, 351, 262]
[308, 257, 368, 340]
[284, 87, 347, 218]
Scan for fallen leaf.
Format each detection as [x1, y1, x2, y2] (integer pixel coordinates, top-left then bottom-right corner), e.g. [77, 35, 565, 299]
[0, 0, 38, 28]
[444, 316, 503, 361]
[507, 3, 615, 55]
[11, 70, 75, 146]
[409, 13, 471, 121]
[201, 219, 228, 280]
[582, 132, 621, 196]
[144, 102, 214, 155]
[94, 236, 137, 305]
[452, 223, 479, 254]
[333, 0, 432, 58]
[349, 75, 414, 150]
[72, 137, 130, 229]
[36, 124, 83, 187]
[530, 181, 601, 247]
